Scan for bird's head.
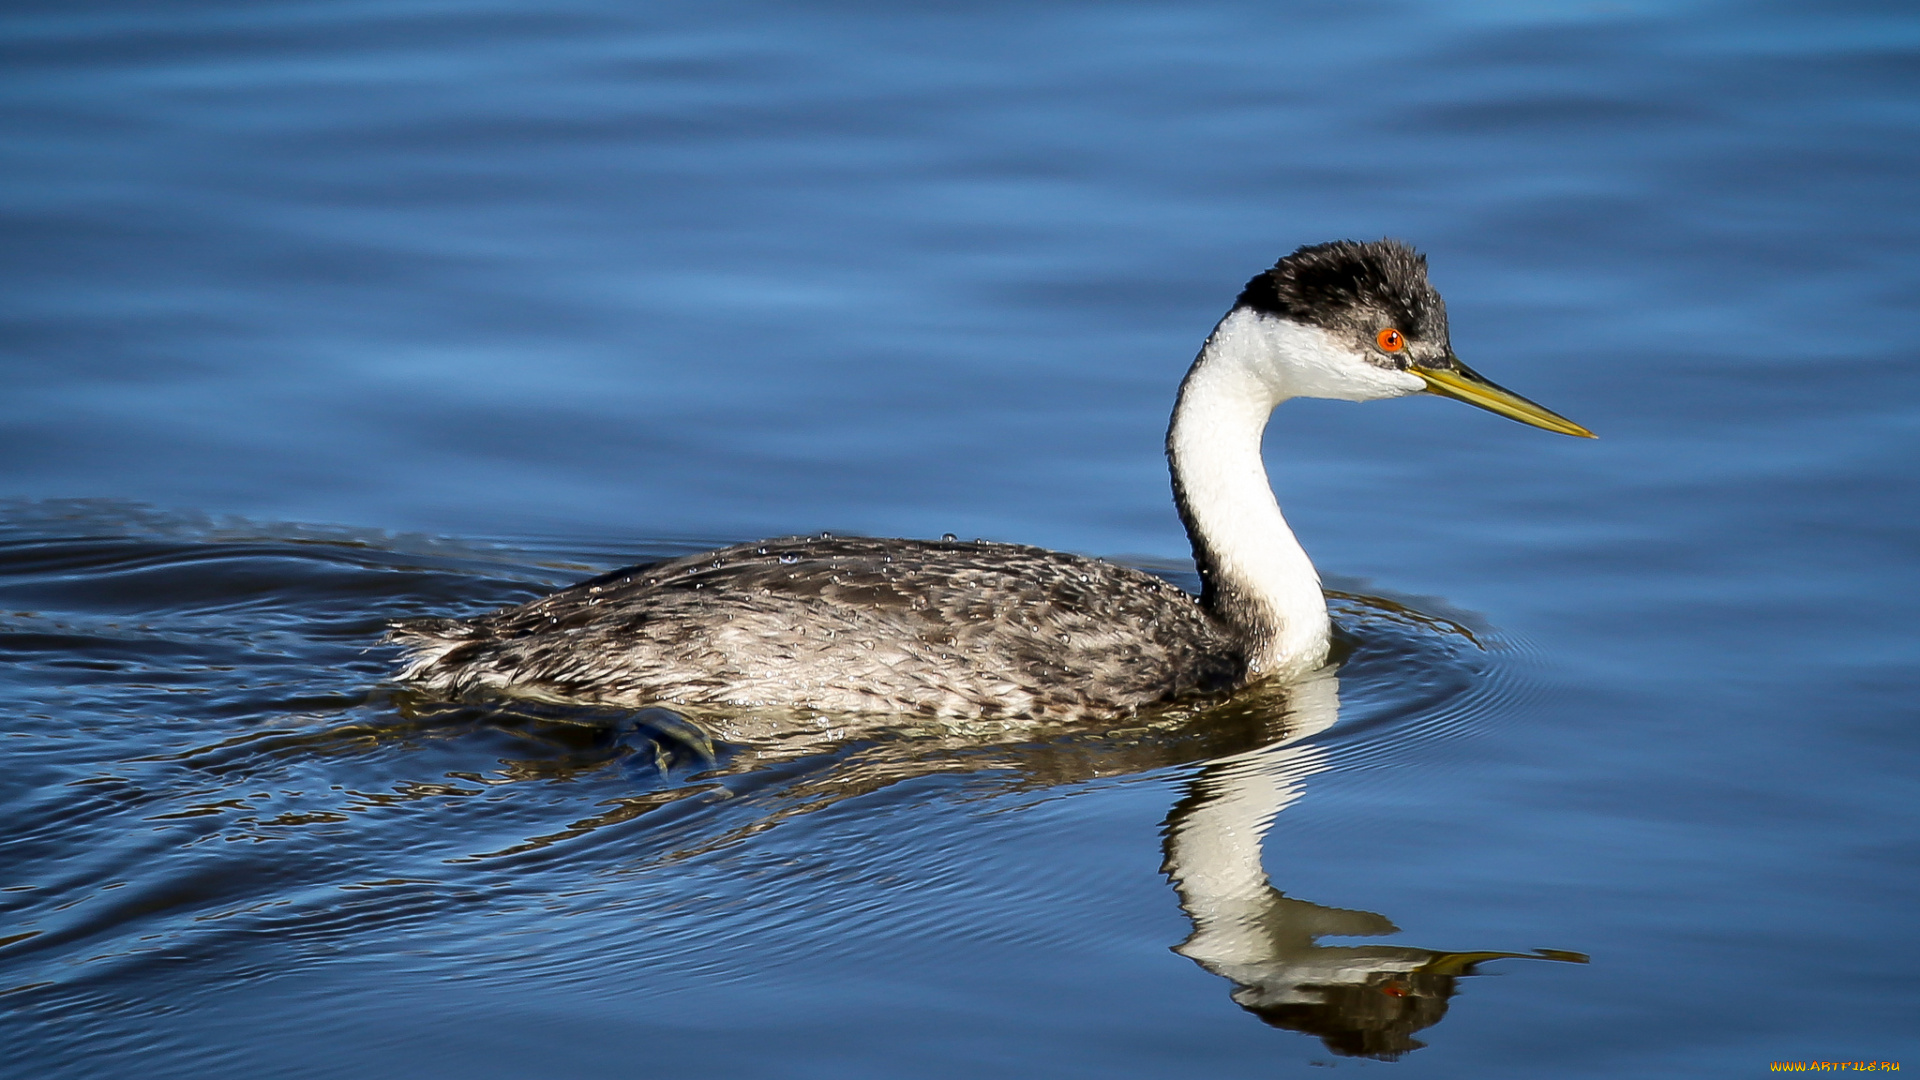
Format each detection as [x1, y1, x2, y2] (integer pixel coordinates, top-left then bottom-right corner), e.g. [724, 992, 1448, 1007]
[1233, 239, 1593, 438]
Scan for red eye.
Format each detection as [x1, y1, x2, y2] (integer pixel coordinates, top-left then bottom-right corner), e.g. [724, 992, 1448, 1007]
[1376, 328, 1405, 352]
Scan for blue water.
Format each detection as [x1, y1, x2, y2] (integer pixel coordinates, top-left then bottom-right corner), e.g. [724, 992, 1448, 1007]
[2, 1, 1917, 1076]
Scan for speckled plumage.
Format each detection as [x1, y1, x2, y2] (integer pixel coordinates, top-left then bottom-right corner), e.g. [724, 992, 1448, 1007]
[391, 535, 1247, 721]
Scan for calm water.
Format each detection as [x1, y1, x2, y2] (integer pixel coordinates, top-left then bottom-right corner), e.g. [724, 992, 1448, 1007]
[2, 1, 1918, 1076]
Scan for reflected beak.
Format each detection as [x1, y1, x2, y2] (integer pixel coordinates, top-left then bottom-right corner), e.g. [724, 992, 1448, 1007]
[1412, 357, 1596, 439]
[1415, 948, 1592, 975]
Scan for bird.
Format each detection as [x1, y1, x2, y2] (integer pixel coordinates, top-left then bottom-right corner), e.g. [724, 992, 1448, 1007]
[389, 240, 1591, 724]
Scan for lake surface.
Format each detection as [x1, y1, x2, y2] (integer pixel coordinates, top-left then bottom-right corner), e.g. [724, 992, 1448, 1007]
[2, 1, 1917, 1076]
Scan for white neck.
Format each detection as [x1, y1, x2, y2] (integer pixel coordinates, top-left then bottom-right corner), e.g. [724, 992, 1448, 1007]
[1166, 307, 1357, 678]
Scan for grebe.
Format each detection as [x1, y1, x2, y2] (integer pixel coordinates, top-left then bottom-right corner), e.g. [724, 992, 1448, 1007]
[390, 240, 1591, 722]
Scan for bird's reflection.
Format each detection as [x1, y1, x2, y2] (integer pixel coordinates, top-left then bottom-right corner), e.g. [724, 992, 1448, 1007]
[1160, 669, 1584, 1060]
[378, 596, 1583, 1058]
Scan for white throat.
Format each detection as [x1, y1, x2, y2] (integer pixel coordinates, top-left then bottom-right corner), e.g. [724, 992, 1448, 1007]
[1167, 308, 1418, 678]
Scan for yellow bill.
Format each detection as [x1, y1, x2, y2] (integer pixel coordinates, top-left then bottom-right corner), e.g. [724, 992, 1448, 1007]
[1413, 358, 1596, 439]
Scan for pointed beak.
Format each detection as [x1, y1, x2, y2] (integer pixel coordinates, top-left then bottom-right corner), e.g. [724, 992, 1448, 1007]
[1412, 356, 1596, 439]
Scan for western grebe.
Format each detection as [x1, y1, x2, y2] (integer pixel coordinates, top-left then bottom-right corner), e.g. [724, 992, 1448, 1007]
[390, 240, 1591, 722]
